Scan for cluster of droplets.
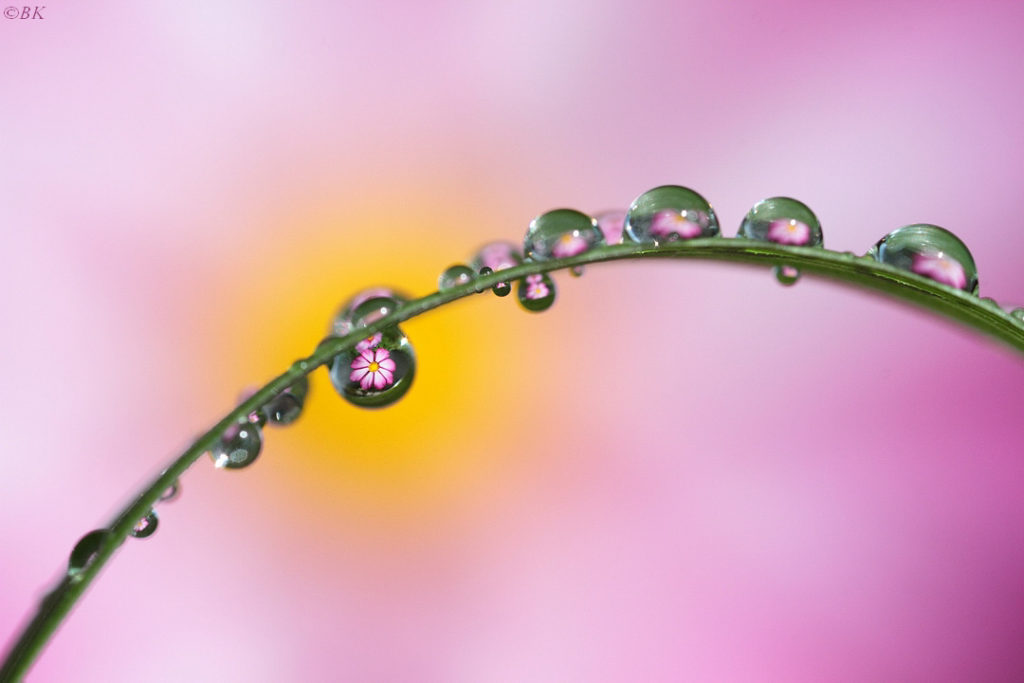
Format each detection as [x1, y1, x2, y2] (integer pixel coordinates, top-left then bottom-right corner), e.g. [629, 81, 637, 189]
[69, 184, 1019, 578]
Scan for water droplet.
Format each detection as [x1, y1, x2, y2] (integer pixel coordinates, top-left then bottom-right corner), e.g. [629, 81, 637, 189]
[569, 265, 585, 278]
[329, 324, 416, 409]
[492, 280, 512, 297]
[159, 480, 181, 502]
[594, 209, 627, 245]
[68, 529, 109, 577]
[517, 272, 557, 312]
[210, 420, 263, 469]
[470, 241, 522, 273]
[264, 376, 309, 426]
[524, 209, 604, 261]
[624, 186, 720, 245]
[330, 287, 408, 336]
[867, 224, 979, 294]
[738, 197, 823, 247]
[774, 265, 801, 286]
[439, 264, 476, 291]
[130, 510, 159, 539]
[1012, 308, 1024, 322]
[475, 266, 494, 293]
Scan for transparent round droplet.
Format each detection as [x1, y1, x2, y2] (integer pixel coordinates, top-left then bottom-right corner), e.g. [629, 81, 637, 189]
[264, 376, 309, 426]
[439, 264, 476, 291]
[594, 209, 627, 245]
[492, 280, 512, 297]
[329, 324, 416, 408]
[68, 529, 109, 577]
[517, 272, 557, 312]
[738, 197, 823, 247]
[523, 209, 604, 261]
[774, 265, 801, 286]
[470, 241, 522, 273]
[330, 287, 408, 336]
[210, 420, 263, 470]
[130, 510, 159, 539]
[475, 266, 494, 294]
[867, 224, 979, 294]
[624, 186, 720, 245]
[569, 265, 585, 278]
[159, 480, 181, 502]
[1011, 308, 1024, 322]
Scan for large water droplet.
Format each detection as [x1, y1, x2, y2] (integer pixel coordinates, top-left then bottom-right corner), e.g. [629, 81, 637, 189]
[210, 420, 263, 469]
[470, 241, 522, 273]
[594, 209, 627, 245]
[624, 186, 720, 245]
[329, 323, 416, 408]
[774, 265, 801, 286]
[517, 272, 557, 312]
[330, 287, 408, 336]
[439, 264, 476, 291]
[130, 510, 159, 539]
[524, 209, 604, 261]
[264, 376, 309, 426]
[739, 197, 823, 247]
[68, 529, 109, 577]
[867, 224, 979, 294]
[160, 480, 181, 502]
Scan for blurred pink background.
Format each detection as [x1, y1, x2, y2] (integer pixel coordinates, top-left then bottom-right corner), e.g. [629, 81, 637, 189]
[3, 1, 1024, 680]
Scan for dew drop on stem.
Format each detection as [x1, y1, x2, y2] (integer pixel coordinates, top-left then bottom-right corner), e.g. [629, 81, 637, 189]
[130, 510, 159, 539]
[867, 224, 979, 294]
[517, 272, 557, 313]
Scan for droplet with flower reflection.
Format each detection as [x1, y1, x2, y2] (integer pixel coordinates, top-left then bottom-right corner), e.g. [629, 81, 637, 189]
[867, 224, 979, 294]
[524, 209, 604, 261]
[739, 197, 823, 247]
[130, 510, 159, 539]
[624, 186, 720, 245]
[517, 273, 557, 312]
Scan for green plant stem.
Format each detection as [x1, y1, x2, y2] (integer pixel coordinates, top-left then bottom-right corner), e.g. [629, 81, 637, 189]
[2, 239, 1022, 680]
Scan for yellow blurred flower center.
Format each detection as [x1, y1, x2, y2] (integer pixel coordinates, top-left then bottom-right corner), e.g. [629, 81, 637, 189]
[368, 361, 379, 372]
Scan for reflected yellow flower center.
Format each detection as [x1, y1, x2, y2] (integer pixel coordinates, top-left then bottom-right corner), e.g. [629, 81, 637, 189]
[368, 361, 379, 372]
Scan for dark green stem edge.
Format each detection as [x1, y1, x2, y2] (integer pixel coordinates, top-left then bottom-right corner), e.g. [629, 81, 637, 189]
[2, 238, 1022, 680]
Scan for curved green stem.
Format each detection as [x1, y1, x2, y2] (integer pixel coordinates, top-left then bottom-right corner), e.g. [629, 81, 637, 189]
[2, 238, 1021, 680]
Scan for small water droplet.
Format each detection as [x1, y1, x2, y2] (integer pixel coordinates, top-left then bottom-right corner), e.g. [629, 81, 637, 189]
[523, 209, 604, 261]
[569, 265, 585, 278]
[329, 323, 416, 409]
[492, 280, 512, 297]
[470, 241, 522, 273]
[130, 510, 159, 539]
[264, 376, 309, 426]
[517, 272, 557, 312]
[68, 529, 109, 577]
[330, 287, 408, 336]
[474, 266, 494, 294]
[624, 186, 720, 245]
[210, 420, 263, 469]
[738, 197, 823, 247]
[439, 264, 476, 291]
[867, 224, 979, 294]
[159, 480, 181, 502]
[594, 209, 627, 245]
[1012, 308, 1024, 322]
[774, 265, 801, 286]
